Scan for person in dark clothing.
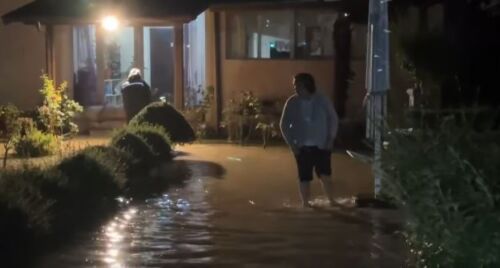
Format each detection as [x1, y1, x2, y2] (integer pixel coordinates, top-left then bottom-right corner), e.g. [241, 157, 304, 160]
[121, 68, 152, 122]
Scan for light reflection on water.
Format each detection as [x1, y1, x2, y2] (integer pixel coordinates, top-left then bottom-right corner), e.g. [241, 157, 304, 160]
[37, 160, 404, 268]
[38, 174, 215, 268]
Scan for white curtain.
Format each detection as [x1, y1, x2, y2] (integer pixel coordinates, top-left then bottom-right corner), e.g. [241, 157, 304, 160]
[73, 25, 98, 106]
[184, 13, 207, 107]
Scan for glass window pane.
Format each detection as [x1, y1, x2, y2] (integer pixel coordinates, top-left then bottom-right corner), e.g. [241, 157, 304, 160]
[227, 12, 259, 59]
[73, 25, 97, 106]
[258, 10, 293, 59]
[296, 10, 337, 58]
[103, 27, 135, 106]
[144, 26, 175, 103]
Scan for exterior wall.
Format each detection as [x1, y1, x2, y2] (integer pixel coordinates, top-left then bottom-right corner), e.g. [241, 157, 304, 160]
[222, 59, 335, 102]
[53, 25, 74, 97]
[0, 0, 46, 110]
[217, 12, 368, 124]
[219, 11, 334, 104]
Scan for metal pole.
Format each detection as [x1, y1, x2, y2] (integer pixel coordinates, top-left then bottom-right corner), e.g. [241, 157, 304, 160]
[366, 0, 390, 197]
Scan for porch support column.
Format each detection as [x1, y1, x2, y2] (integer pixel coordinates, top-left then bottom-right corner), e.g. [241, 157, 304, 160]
[134, 26, 144, 72]
[95, 26, 105, 105]
[45, 25, 56, 81]
[205, 10, 221, 131]
[173, 23, 184, 110]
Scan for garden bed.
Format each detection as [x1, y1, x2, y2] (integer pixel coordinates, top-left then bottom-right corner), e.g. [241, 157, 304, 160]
[0, 100, 196, 266]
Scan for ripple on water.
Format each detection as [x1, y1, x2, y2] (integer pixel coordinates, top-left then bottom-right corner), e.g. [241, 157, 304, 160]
[37, 175, 404, 268]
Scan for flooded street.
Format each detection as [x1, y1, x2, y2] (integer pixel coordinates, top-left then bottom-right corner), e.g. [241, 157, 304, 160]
[38, 144, 405, 268]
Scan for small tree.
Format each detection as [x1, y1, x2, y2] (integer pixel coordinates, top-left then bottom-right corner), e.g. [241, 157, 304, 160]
[0, 104, 20, 168]
[38, 74, 83, 137]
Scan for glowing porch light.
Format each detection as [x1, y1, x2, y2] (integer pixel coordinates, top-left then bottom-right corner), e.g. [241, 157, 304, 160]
[102, 16, 119, 31]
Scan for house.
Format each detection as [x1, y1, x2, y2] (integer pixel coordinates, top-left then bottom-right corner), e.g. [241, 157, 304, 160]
[1, 0, 370, 137]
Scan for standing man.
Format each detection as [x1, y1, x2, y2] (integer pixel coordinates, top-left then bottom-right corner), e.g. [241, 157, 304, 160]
[280, 73, 339, 207]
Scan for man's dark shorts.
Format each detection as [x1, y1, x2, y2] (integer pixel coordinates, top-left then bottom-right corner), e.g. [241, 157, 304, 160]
[294, 146, 332, 182]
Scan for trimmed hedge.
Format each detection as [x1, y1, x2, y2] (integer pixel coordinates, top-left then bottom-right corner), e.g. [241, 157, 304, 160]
[127, 123, 173, 160]
[0, 167, 53, 266]
[110, 129, 156, 168]
[0, 107, 183, 264]
[55, 148, 125, 202]
[129, 101, 195, 143]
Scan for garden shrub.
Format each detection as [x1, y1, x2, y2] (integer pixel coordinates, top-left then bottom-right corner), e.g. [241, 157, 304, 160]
[14, 128, 60, 157]
[0, 168, 54, 233]
[0, 167, 55, 266]
[110, 129, 156, 168]
[37, 74, 83, 137]
[127, 123, 172, 159]
[1, 105, 22, 167]
[183, 86, 215, 140]
[382, 117, 500, 267]
[53, 148, 125, 224]
[57, 148, 126, 194]
[81, 145, 132, 174]
[221, 91, 263, 144]
[129, 101, 195, 143]
[0, 104, 20, 137]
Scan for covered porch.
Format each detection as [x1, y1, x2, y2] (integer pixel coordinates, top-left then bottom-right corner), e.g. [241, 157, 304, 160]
[2, 0, 209, 133]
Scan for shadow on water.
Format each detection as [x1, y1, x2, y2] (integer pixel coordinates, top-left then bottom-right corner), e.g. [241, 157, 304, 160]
[155, 159, 226, 188]
[170, 160, 226, 180]
[171, 150, 191, 158]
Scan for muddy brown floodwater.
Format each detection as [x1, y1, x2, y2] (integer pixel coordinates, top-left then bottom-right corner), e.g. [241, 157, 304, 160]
[37, 144, 406, 268]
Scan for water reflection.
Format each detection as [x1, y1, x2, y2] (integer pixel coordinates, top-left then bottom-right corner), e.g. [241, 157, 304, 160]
[99, 168, 216, 266]
[37, 154, 405, 267]
[101, 208, 137, 266]
[37, 159, 225, 268]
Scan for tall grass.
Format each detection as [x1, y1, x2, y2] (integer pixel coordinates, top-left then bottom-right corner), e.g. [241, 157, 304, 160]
[382, 115, 500, 267]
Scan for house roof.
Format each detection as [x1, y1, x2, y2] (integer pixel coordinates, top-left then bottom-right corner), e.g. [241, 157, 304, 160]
[2, 0, 209, 25]
[2, 0, 368, 25]
[209, 0, 368, 22]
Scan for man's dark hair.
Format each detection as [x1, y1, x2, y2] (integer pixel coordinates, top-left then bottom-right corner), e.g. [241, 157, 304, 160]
[294, 73, 316, 93]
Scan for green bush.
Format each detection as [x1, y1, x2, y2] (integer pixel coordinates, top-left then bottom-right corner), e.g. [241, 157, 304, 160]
[129, 101, 195, 143]
[183, 86, 215, 140]
[14, 129, 60, 157]
[382, 118, 500, 267]
[0, 167, 54, 233]
[81, 145, 132, 173]
[127, 123, 172, 159]
[56, 148, 126, 197]
[0, 167, 56, 265]
[37, 74, 83, 136]
[221, 91, 263, 144]
[110, 129, 156, 167]
[0, 104, 20, 137]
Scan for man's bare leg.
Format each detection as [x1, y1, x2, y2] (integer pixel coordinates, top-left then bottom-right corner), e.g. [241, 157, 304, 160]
[319, 175, 337, 207]
[299, 182, 312, 207]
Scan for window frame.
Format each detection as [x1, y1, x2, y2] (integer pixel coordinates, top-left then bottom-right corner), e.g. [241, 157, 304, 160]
[225, 8, 337, 61]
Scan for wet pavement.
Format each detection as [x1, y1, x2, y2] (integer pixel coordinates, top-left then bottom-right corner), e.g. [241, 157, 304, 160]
[37, 144, 406, 268]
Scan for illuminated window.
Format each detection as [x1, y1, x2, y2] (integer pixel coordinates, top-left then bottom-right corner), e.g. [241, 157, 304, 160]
[227, 9, 338, 59]
[227, 10, 293, 59]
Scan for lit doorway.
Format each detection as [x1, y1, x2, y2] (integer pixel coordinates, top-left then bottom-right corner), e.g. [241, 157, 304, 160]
[144, 27, 175, 103]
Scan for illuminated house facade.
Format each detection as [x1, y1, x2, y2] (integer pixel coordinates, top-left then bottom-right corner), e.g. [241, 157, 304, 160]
[1, 0, 369, 134]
